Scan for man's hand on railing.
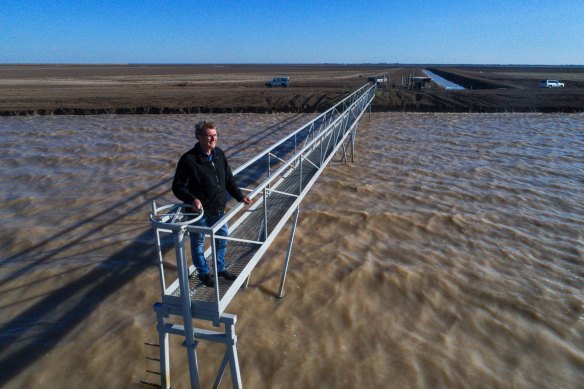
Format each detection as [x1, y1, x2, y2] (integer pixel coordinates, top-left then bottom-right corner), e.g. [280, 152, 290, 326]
[192, 198, 203, 212]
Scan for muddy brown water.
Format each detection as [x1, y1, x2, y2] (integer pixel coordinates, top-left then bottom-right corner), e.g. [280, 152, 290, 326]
[0, 113, 582, 388]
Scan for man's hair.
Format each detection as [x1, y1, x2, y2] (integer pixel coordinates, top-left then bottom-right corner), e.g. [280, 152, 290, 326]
[195, 121, 216, 136]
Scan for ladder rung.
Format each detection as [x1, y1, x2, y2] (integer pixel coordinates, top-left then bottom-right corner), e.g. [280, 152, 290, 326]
[139, 380, 161, 388]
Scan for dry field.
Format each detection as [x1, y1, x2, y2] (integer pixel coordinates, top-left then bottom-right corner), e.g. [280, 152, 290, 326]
[428, 66, 584, 89]
[376, 66, 584, 112]
[0, 64, 398, 114]
[1, 64, 583, 114]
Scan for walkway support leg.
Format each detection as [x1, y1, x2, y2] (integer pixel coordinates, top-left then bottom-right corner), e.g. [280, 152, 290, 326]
[225, 315, 242, 389]
[278, 206, 300, 298]
[212, 314, 242, 389]
[175, 228, 201, 389]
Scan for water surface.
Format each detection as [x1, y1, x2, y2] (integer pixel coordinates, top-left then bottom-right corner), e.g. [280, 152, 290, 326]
[0, 113, 582, 388]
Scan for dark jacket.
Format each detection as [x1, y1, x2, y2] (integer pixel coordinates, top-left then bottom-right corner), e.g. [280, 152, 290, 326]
[172, 144, 244, 215]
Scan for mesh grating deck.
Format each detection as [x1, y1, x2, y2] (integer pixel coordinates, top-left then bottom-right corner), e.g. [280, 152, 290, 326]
[170, 141, 323, 303]
[154, 83, 376, 317]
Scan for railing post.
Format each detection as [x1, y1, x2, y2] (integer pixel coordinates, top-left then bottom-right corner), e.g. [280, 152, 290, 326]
[299, 154, 303, 194]
[155, 229, 166, 292]
[263, 187, 268, 241]
[211, 229, 221, 315]
[268, 153, 271, 189]
[320, 135, 323, 166]
[294, 133, 297, 164]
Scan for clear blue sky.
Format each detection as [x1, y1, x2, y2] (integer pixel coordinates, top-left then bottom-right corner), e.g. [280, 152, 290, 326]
[1, 0, 583, 65]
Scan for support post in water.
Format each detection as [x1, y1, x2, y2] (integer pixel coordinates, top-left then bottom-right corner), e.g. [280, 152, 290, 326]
[278, 206, 300, 298]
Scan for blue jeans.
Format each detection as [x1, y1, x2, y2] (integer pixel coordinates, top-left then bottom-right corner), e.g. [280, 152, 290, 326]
[189, 213, 229, 276]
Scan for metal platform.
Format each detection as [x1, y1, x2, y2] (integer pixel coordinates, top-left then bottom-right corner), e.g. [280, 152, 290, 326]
[149, 82, 376, 388]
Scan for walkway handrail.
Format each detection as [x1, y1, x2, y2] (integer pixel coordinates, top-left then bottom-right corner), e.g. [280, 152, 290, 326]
[152, 83, 376, 237]
[210, 83, 376, 233]
[232, 83, 373, 176]
[205, 83, 375, 314]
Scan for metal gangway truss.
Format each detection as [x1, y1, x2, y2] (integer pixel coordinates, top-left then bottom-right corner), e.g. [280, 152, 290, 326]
[149, 83, 376, 389]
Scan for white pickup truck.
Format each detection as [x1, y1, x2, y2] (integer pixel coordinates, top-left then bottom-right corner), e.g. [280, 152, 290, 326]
[539, 80, 565, 88]
[265, 77, 290, 87]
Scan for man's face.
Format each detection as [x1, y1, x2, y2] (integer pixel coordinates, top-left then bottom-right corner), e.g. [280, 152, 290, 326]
[198, 127, 218, 153]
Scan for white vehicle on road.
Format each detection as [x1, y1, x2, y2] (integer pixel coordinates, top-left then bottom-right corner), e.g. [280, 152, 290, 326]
[539, 80, 565, 88]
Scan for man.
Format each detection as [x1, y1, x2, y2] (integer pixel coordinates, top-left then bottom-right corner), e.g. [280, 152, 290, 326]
[172, 121, 251, 287]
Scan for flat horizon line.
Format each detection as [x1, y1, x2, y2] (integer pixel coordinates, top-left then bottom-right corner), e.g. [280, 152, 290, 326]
[1, 62, 583, 68]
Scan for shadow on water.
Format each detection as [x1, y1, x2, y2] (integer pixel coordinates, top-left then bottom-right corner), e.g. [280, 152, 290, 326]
[0, 180, 169, 282]
[234, 114, 318, 189]
[0, 179, 169, 383]
[0, 113, 309, 383]
[228, 113, 309, 159]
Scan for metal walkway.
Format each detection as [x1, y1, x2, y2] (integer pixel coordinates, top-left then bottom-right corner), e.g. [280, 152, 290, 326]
[149, 82, 376, 388]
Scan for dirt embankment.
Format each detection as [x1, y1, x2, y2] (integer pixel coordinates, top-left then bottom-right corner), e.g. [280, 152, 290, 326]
[1, 64, 583, 115]
[374, 65, 584, 113]
[373, 88, 584, 113]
